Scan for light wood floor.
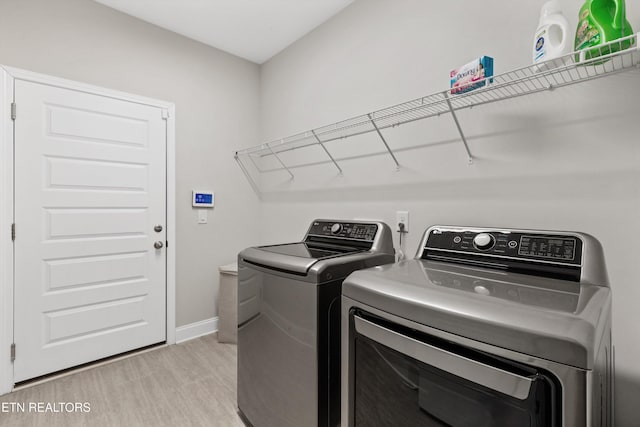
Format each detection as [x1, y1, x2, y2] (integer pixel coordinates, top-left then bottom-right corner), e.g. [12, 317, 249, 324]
[0, 334, 245, 427]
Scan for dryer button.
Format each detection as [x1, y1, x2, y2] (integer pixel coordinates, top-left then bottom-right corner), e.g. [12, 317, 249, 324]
[473, 233, 495, 250]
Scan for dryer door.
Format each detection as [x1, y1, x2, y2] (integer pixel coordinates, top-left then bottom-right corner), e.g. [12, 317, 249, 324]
[350, 312, 560, 427]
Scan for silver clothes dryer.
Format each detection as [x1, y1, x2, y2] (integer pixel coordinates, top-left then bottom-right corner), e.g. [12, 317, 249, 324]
[342, 225, 612, 427]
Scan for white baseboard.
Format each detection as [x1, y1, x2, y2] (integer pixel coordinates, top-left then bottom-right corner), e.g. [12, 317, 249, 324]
[175, 317, 218, 344]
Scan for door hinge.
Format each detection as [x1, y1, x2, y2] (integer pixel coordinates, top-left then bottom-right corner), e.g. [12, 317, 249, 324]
[11, 223, 15, 241]
[10, 343, 15, 362]
[161, 109, 169, 120]
[11, 102, 16, 120]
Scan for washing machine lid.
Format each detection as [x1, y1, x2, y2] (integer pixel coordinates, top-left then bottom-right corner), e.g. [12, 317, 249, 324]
[240, 244, 323, 275]
[241, 242, 366, 275]
[259, 242, 364, 259]
[239, 219, 396, 276]
[343, 259, 611, 369]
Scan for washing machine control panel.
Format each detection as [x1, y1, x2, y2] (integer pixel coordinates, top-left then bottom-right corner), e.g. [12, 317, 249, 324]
[307, 221, 379, 241]
[424, 228, 582, 266]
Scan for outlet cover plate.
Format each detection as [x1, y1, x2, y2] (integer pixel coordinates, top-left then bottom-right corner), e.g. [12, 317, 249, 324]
[396, 210, 409, 232]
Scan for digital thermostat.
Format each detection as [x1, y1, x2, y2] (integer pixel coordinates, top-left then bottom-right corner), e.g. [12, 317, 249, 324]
[192, 190, 214, 207]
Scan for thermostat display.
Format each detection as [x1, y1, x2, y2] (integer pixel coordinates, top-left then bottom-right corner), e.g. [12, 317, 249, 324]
[195, 193, 212, 204]
[192, 191, 214, 207]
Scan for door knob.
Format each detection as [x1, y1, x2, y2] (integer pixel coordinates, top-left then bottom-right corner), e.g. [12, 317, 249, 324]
[154, 241, 164, 249]
[154, 225, 163, 232]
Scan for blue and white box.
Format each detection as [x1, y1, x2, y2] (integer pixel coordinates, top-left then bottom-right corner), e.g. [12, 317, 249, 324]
[450, 56, 494, 94]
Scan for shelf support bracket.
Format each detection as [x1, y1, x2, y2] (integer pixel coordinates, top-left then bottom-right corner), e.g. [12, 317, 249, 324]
[367, 113, 400, 170]
[311, 130, 342, 174]
[234, 154, 262, 197]
[444, 94, 474, 165]
[247, 153, 264, 173]
[268, 143, 294, 180]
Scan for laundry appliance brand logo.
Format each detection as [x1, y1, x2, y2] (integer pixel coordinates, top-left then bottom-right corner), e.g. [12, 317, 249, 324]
[1, 401, 91, 413]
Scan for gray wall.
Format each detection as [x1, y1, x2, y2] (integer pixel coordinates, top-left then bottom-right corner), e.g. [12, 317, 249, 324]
[0, 0, 261, 327]
[257, 0, 640, 424]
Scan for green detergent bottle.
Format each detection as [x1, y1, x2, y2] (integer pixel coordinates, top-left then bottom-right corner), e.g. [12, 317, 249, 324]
[574, 0, 634, 60]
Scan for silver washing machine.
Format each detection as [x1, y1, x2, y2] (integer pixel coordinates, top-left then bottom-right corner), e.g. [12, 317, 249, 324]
[237, 219, 395, 427]
[342, 225, 612, 427]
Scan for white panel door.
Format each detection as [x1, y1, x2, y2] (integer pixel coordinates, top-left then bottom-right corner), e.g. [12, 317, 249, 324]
[13, 80, 167, 382]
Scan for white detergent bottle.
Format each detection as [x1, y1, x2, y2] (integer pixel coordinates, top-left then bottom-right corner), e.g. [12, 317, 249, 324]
[532, 0, 570, 68]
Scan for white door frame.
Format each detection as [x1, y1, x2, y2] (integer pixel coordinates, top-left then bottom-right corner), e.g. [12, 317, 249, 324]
[0, 65, 176, 394]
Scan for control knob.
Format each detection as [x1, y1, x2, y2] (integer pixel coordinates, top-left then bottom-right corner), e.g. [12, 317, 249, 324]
[331, 223, 343, 234]
[473, 233, 495, 250]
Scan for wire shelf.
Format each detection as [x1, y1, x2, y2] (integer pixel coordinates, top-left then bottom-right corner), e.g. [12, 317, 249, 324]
[236, 33, 639, 174]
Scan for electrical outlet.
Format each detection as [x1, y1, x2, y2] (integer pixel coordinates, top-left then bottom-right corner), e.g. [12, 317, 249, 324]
[396, 211, 409, 232]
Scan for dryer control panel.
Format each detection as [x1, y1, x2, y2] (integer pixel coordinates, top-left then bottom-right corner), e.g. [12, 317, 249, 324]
[421, 227, 584, 281]
[424, 228, 582, 265]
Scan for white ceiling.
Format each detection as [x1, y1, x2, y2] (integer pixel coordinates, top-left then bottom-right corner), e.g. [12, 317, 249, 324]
[94, 0, 354, 64]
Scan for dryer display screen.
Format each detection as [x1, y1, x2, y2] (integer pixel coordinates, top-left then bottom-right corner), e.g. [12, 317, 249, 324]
[518, 236, 576, 261]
